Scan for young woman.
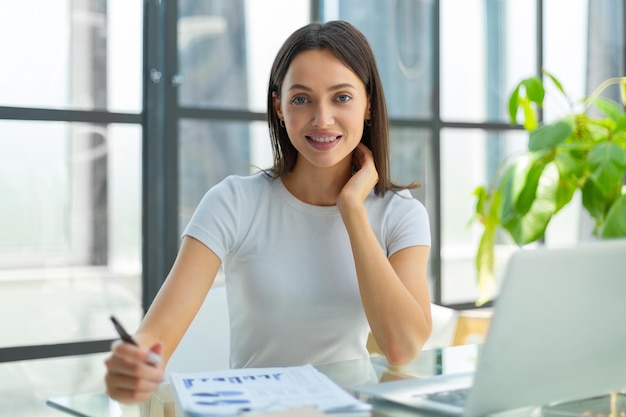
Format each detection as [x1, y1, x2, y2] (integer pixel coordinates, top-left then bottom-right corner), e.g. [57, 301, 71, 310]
[105, 20, 432, 403]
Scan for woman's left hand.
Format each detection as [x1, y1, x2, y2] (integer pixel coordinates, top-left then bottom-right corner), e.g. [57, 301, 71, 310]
[337, 143, 379, 212]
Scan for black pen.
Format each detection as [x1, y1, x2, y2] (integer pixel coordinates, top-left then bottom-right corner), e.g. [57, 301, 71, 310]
[110, 315, 162, 366]
[110, 315, 139, 346]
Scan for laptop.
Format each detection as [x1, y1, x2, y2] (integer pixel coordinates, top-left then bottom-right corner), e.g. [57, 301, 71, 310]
[353, 238, 626, 417]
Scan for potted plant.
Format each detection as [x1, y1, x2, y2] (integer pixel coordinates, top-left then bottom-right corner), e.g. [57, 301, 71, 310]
[472, 70, 626, 304]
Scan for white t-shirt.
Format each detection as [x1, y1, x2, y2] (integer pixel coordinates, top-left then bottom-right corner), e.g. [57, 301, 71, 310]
[183, 173, 431, 368]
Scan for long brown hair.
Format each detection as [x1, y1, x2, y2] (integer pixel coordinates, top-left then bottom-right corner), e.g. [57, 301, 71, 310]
[267, 20, 417, 196]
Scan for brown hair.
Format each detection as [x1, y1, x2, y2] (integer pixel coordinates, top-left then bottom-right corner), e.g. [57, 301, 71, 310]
[266, 20, 416, 196]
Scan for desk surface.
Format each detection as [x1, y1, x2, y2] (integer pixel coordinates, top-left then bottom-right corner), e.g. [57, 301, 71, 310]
[47, 345, 625, 417]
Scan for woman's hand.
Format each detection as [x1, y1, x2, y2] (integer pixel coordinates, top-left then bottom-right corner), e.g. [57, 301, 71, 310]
[104, 340, 164, 404]
[337, 143, 379, 214]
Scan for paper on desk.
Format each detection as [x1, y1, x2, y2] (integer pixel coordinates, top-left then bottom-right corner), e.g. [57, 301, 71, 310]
[170, 364, 371, 416]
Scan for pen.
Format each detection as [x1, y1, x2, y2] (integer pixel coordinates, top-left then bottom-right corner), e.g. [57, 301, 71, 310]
[110, 315, 139, 346]
[110, 315, 162, 367]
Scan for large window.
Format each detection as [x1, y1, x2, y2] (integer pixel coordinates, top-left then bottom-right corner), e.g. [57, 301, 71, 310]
[1, 2, 624, 413]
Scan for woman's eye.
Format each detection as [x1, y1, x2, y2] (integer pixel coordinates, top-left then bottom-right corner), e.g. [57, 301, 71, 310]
[336, 94, 352, 103]
[291, 96, 308, 105]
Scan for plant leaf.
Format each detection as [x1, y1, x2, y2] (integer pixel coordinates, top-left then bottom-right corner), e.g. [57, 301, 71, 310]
[515, 156, 549, 216]
[522, 77, 545, 104]
[554, 178, 577, 211]
[509, 85, 521, 124]
[473, 186, 487, 218]
[509, 77, 544, 129]
[555, 150, 586, 181]
[614, 132, 626, 148]
[587, 142, 626, 197]
[558, 141, 592, 152]
[529, 116, 575, 151]
[520, 96, 538, 131]
[614, 114, 626, 134]
[497, 163, 518, 227]
[586, 118, 613, 142]
[542, 69, 567, 96]
[592, 97, 624, 122]
[581, 179, 608, 226]
[498, 152, 553, 223]
[601, 193, 626, 238]
[475, 190, 501, 305]
[502, 162, 560, 244]
[554, 150, 583, 210]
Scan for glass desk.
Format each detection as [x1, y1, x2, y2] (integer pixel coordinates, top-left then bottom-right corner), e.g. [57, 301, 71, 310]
[47, 345, 625, 417]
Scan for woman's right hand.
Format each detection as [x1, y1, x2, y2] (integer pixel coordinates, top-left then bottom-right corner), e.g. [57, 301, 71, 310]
[104, 340, 165, 403]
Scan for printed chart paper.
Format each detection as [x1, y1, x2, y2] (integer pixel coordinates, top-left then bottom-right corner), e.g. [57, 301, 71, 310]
[170, 364, 371, 416]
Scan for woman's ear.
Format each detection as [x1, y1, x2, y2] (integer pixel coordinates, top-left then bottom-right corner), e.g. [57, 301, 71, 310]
[272, 92, 284, 120]
[365, 98, 371, 120]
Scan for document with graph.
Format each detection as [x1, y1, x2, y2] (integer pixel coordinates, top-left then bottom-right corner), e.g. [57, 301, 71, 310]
[170, 363, 371, 416]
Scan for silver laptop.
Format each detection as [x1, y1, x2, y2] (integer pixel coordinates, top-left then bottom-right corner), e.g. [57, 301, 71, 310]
[353, 238, 626, 417]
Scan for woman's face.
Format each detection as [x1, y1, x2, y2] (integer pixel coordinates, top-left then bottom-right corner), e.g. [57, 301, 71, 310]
[274, 48, 370, 171]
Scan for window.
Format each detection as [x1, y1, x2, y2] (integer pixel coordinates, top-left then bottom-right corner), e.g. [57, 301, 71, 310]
[1, 0, 623, 365]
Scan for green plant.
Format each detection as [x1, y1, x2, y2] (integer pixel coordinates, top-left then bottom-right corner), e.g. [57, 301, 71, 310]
[472, 71, 626, 304]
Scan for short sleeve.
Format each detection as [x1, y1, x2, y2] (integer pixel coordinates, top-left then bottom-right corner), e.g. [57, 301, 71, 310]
[182, 176, 243, 261]
[385, 190, 431, 257]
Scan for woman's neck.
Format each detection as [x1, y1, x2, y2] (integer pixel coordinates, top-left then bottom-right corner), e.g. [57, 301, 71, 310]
[281, 160, 352, 206]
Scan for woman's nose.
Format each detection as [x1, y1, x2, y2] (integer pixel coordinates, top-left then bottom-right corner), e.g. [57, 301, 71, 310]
[311, 103, 334, 127]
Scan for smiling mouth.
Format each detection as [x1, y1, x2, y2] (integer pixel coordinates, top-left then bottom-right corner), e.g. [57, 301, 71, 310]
[306, 135, 341, 143]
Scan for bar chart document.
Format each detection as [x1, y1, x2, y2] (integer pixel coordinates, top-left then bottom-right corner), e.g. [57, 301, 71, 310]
[170, 364, 371, 416]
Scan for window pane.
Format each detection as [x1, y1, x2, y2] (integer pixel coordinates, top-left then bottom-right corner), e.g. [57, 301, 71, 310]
[0, 1, 142, 112]
[390, 127, 433, 206]
[543, 0, 588, 120]
[179, 119, 271, 232]
[0, 121, 142, 346]
[440, 128, 527, 304]
[389, 127, 435, 294]
[1, 122, 70, 265]
[585, 0, 625, 94]
[327, 0, 435, 119]
[441, 0, 537, 123]
[177, 0, 310, 112]
[109, 124, 143, 273]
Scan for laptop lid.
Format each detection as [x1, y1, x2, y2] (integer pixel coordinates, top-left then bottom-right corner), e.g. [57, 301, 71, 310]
[354, 238, 626, 417]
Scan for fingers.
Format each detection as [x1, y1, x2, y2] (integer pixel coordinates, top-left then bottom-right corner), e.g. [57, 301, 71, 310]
[105, 369, 160, 403]
[352, 144, 377, 179]
[104, 341, 164, 403]
[147, 342, 164, 366]
[110, 340, 163, 367]
[356, 142, 373, 159]
[352, 143, 372, 168]
[349, 144, 378, 188]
